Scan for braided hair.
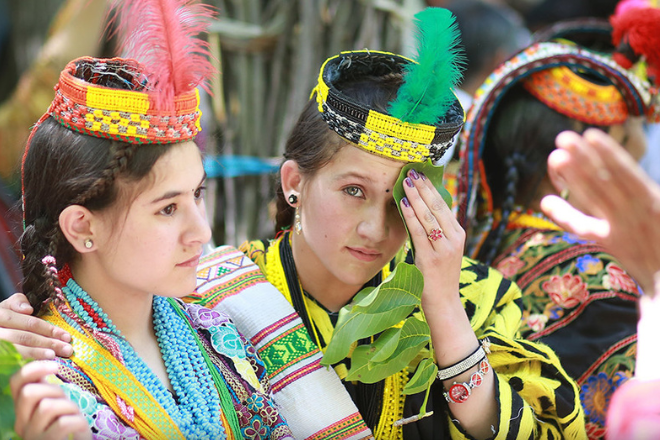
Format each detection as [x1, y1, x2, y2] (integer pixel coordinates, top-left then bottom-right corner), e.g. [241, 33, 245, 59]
[20, 117, 172, 314]
[477, 83, 579, 265]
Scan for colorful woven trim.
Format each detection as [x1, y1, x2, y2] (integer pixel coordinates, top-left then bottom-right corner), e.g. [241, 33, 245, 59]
[312, 50, 464, 163]
[523, 66, 628, 125]
[456, 41, 659, 234]
[48, 57, 201, 144]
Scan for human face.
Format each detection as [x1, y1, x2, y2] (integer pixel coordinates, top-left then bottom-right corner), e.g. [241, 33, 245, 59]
[293, 145, 408, 295]
[90, 141, 211, 300]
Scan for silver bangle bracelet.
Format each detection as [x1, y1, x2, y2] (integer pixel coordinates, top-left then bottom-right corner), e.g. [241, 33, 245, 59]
[436, 338, 491, 381]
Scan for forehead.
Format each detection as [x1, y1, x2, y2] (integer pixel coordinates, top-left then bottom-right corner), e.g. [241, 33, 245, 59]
[320, 144, 405, 182]
[138, 141, 203, 194]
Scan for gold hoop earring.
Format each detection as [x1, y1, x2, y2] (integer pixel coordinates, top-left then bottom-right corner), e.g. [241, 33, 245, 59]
[294, 207, 302, 235]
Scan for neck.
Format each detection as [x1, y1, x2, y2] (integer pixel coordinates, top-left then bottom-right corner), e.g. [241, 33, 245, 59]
[71, 261, 155, 345]
[289, 233, 364, 313]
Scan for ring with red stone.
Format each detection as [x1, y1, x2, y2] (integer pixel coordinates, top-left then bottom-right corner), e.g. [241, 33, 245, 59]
[427, 228, 443, 242]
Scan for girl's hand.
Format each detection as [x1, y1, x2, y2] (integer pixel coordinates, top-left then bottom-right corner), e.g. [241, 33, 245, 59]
[10, 361, 91, 440]
[400, 168, 496, 438]
[399, 168, 465, 309]
[0, 293, 73, 359]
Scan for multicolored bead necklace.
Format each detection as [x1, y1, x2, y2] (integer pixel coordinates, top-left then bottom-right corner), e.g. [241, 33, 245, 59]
[62, 279, 230, 439]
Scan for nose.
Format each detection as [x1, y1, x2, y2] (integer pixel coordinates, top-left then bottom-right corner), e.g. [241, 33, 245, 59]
[186, 199, 212, 245]
[356, 204, 389, 243]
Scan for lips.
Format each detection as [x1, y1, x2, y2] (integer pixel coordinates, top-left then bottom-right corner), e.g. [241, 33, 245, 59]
[177, 252, 202, 267]
[346, 247, 381, 262]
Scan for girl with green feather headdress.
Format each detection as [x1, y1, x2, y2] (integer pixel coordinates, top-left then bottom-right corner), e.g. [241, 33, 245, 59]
[240, 7, 585, 439]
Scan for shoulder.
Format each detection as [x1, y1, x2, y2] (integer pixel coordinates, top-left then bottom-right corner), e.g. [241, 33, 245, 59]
[179, 300, 235, 330]
[239, 239, 268, 272]
[497, 230, 640, 297]
[183, 244, 269, 307]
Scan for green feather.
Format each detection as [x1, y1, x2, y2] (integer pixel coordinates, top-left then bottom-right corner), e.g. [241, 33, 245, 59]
[389, 8, 464, 124]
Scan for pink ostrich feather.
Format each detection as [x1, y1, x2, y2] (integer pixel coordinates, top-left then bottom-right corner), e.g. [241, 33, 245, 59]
[114, 0, 215, 110]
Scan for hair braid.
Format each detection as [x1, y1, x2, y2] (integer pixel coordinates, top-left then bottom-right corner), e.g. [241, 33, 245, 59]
[20, 218, 64, 313]
[478, 154, 521, 265]
[71, 143, 136, 206]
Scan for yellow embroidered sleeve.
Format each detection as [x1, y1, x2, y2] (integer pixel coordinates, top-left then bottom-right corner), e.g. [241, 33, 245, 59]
[447, 258, 586, 439]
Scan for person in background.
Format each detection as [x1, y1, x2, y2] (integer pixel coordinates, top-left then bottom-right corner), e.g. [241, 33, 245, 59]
[439, 0, 530, 169]
[455, 22, 659, 436]
[446, 0, 531, 108]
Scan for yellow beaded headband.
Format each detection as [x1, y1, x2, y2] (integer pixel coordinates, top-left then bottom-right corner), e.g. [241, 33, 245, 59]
[311, 8, 465, 164]
[522, 65, 628, 125]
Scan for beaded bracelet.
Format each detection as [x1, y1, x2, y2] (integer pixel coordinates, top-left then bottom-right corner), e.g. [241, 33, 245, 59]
[436, 338, 491, 381]
[443, 358, 491, 404]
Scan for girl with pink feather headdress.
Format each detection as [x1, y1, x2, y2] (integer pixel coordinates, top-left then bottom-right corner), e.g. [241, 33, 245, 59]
[8, 0, 294, 438]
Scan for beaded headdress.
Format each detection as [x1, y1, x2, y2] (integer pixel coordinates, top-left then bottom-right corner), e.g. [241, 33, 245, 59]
[311, 8, 465, 163]
[521, 65, 628, 126]
[456, 41, 660, 256]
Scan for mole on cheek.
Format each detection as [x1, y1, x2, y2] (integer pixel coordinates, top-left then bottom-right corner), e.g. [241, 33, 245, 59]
[385, 189, 390, 193]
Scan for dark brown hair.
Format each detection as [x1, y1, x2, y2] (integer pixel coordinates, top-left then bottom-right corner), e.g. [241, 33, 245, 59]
[20, 117, 172, 313]
[477, 83, 605, 264]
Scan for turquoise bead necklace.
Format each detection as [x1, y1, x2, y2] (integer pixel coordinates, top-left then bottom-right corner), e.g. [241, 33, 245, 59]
[63, 279, 229, 439]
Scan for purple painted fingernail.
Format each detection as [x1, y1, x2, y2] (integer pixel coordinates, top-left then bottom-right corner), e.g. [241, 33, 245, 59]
[420, 172, 427, 181]
[405, 177, 414, 188]
[402, 197, 410, 207]
[409, 169, 420, 180]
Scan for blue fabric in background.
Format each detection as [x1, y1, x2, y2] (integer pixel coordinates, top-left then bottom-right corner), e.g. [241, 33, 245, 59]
[204, 155, 280, 178]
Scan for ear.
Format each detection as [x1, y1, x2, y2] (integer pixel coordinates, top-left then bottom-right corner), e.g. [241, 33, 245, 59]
[280, 160, 304, 202]
[58, 205, 97, 254]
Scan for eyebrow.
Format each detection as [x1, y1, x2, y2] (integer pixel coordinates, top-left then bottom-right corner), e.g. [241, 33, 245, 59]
[332, 171, 373, 184]
[150, 172, 207, 204]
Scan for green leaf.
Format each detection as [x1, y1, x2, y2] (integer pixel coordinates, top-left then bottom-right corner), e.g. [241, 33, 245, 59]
[0, 393, 17, 440]
[392, 160, 452, 256]
[321, 263, 424, 365]
[351, 286, 376, 307]
[344, 316, 430, 383]
[367, 326, 402, 363]
[0, 340, 24, 376]
[403, 357, 438, 395]
[352, 263, 423, 314]
[0, 340, 25, 439]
